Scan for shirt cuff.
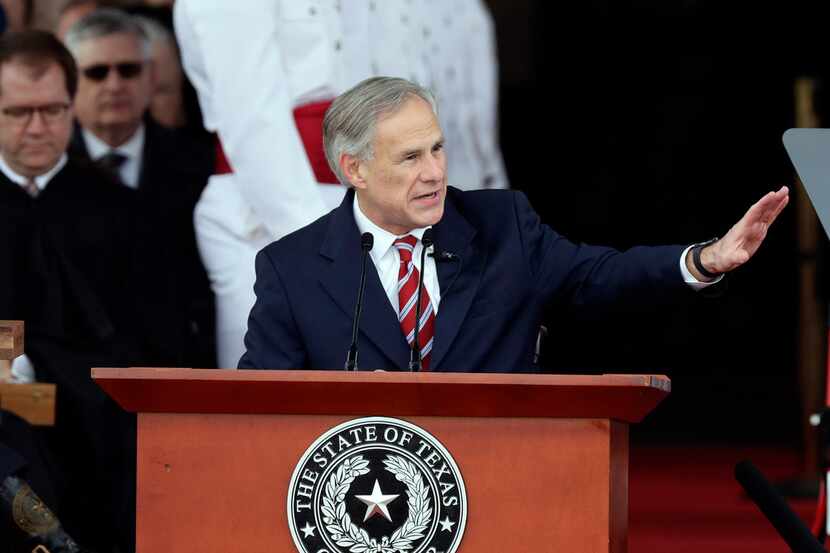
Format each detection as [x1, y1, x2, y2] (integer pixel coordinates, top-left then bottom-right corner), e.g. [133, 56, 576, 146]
[10, 354, 35, 383]
[679, 245, 724, 291]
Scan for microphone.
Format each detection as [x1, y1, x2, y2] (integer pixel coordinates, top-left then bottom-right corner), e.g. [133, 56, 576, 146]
[734, 460, 827, 553]
[345, 232, 373, 371]
[408, 229, 434, 372]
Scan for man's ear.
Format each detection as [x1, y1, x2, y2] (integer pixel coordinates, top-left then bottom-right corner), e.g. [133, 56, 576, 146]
[340, 153, 368, 189]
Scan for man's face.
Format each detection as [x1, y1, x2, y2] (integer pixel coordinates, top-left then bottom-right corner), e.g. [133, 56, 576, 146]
[73, 32, 152, 137]
[354, 97, 447, 235]
[0, 61, 73, 177]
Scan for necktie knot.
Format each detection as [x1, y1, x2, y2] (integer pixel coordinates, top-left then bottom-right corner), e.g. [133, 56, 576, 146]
[23, 177, 39, 198]
[394, 235, 418, 264]
[96, 151, 128, 184]
[98, 151, 127, 171]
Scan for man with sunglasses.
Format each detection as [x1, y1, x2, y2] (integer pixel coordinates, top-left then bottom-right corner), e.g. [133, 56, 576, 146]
[0, 30, 139, 553]
[65, 8, 216, 371]
[65, 7, 160, 189]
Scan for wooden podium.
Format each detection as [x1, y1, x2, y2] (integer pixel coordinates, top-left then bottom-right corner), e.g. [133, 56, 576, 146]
[93, 368, 669, 553]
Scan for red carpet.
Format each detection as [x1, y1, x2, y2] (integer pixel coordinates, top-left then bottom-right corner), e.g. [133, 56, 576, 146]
[630, 445, 819, 553]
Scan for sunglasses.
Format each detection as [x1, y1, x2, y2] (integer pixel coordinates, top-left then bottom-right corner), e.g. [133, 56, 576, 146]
[82, 62, 144, 82]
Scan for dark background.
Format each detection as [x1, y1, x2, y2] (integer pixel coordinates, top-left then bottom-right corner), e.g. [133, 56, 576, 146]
[486, 1, 830, 443]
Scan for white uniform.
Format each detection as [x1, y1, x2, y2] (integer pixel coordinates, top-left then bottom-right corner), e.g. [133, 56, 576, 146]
[174, 0, 507, 368]
[427, 0, 509, 190]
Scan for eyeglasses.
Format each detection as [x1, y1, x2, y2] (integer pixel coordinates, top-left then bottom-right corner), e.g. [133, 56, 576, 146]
[81, 62, 144, 82]
[1, 103, 70, 125]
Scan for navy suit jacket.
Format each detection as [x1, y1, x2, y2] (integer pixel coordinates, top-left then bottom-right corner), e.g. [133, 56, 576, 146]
[239, 187, 690, 372]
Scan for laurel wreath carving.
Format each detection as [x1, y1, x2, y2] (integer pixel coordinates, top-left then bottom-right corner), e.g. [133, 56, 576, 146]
[320, 454, 432, 553]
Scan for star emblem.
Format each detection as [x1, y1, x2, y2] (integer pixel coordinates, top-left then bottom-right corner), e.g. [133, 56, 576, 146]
[439, 515, 456, 532]
[354, 479, 400, 522]
[300, 522, 316, 538]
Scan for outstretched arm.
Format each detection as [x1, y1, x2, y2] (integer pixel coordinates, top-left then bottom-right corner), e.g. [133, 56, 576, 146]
[687, 186, 790, 280]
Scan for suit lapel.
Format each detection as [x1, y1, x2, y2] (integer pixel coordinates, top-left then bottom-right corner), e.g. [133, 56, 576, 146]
[318, 190, 410, 369]
[430, 191, 484, 371]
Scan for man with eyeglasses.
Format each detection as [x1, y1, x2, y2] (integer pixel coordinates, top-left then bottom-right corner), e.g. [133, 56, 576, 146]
[65, 8, 216, 370]
[0, 30, 139, 552]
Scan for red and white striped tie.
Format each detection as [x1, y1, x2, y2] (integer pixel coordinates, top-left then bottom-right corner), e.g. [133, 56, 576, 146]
[394, 235, 435, 370]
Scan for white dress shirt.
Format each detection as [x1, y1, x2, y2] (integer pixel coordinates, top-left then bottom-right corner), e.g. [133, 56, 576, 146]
[82, 125, 144, 189]
[353, 196, 441, 315]
[0, 153, 67, 383]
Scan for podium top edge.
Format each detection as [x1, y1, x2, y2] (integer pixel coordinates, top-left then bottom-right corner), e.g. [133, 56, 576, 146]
[91, 368, 671, 422]
[91, 367, 669, 391]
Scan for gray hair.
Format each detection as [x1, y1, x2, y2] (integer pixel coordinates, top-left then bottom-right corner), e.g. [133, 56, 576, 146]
[64, 8, 151, 60]
[323, 77, 438, 186]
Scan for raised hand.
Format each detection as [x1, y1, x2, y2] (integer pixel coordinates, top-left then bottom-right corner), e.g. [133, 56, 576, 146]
[693, 186, 789, 278]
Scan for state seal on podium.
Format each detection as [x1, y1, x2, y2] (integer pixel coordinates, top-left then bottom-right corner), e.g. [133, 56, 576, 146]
[287, 417, 467, 553]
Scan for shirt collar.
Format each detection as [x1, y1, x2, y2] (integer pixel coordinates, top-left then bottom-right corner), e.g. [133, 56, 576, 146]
[352, 193, 429, 263]
[0, 153, 68, 191]
[82, 123, 145, 162]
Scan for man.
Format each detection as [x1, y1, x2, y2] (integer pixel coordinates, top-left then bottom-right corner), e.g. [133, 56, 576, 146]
[66, 8, 215, 368]
[0, 30, 136, 551]
[174, 0, 508, 368]
[238, 77, 789, 371]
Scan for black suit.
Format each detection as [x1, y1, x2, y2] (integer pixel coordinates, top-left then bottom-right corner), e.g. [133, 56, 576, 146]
[0, 158, 139, 552]
[70, 120, 215, 368]
[240, 188, 692, 371]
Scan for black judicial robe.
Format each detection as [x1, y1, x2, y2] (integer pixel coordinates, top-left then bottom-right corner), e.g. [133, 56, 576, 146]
[0, 159, 139, 553]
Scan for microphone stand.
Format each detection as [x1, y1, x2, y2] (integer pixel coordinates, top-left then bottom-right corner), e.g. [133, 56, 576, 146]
[345, 232, 373, 371]
[408, 230, 433, 371]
